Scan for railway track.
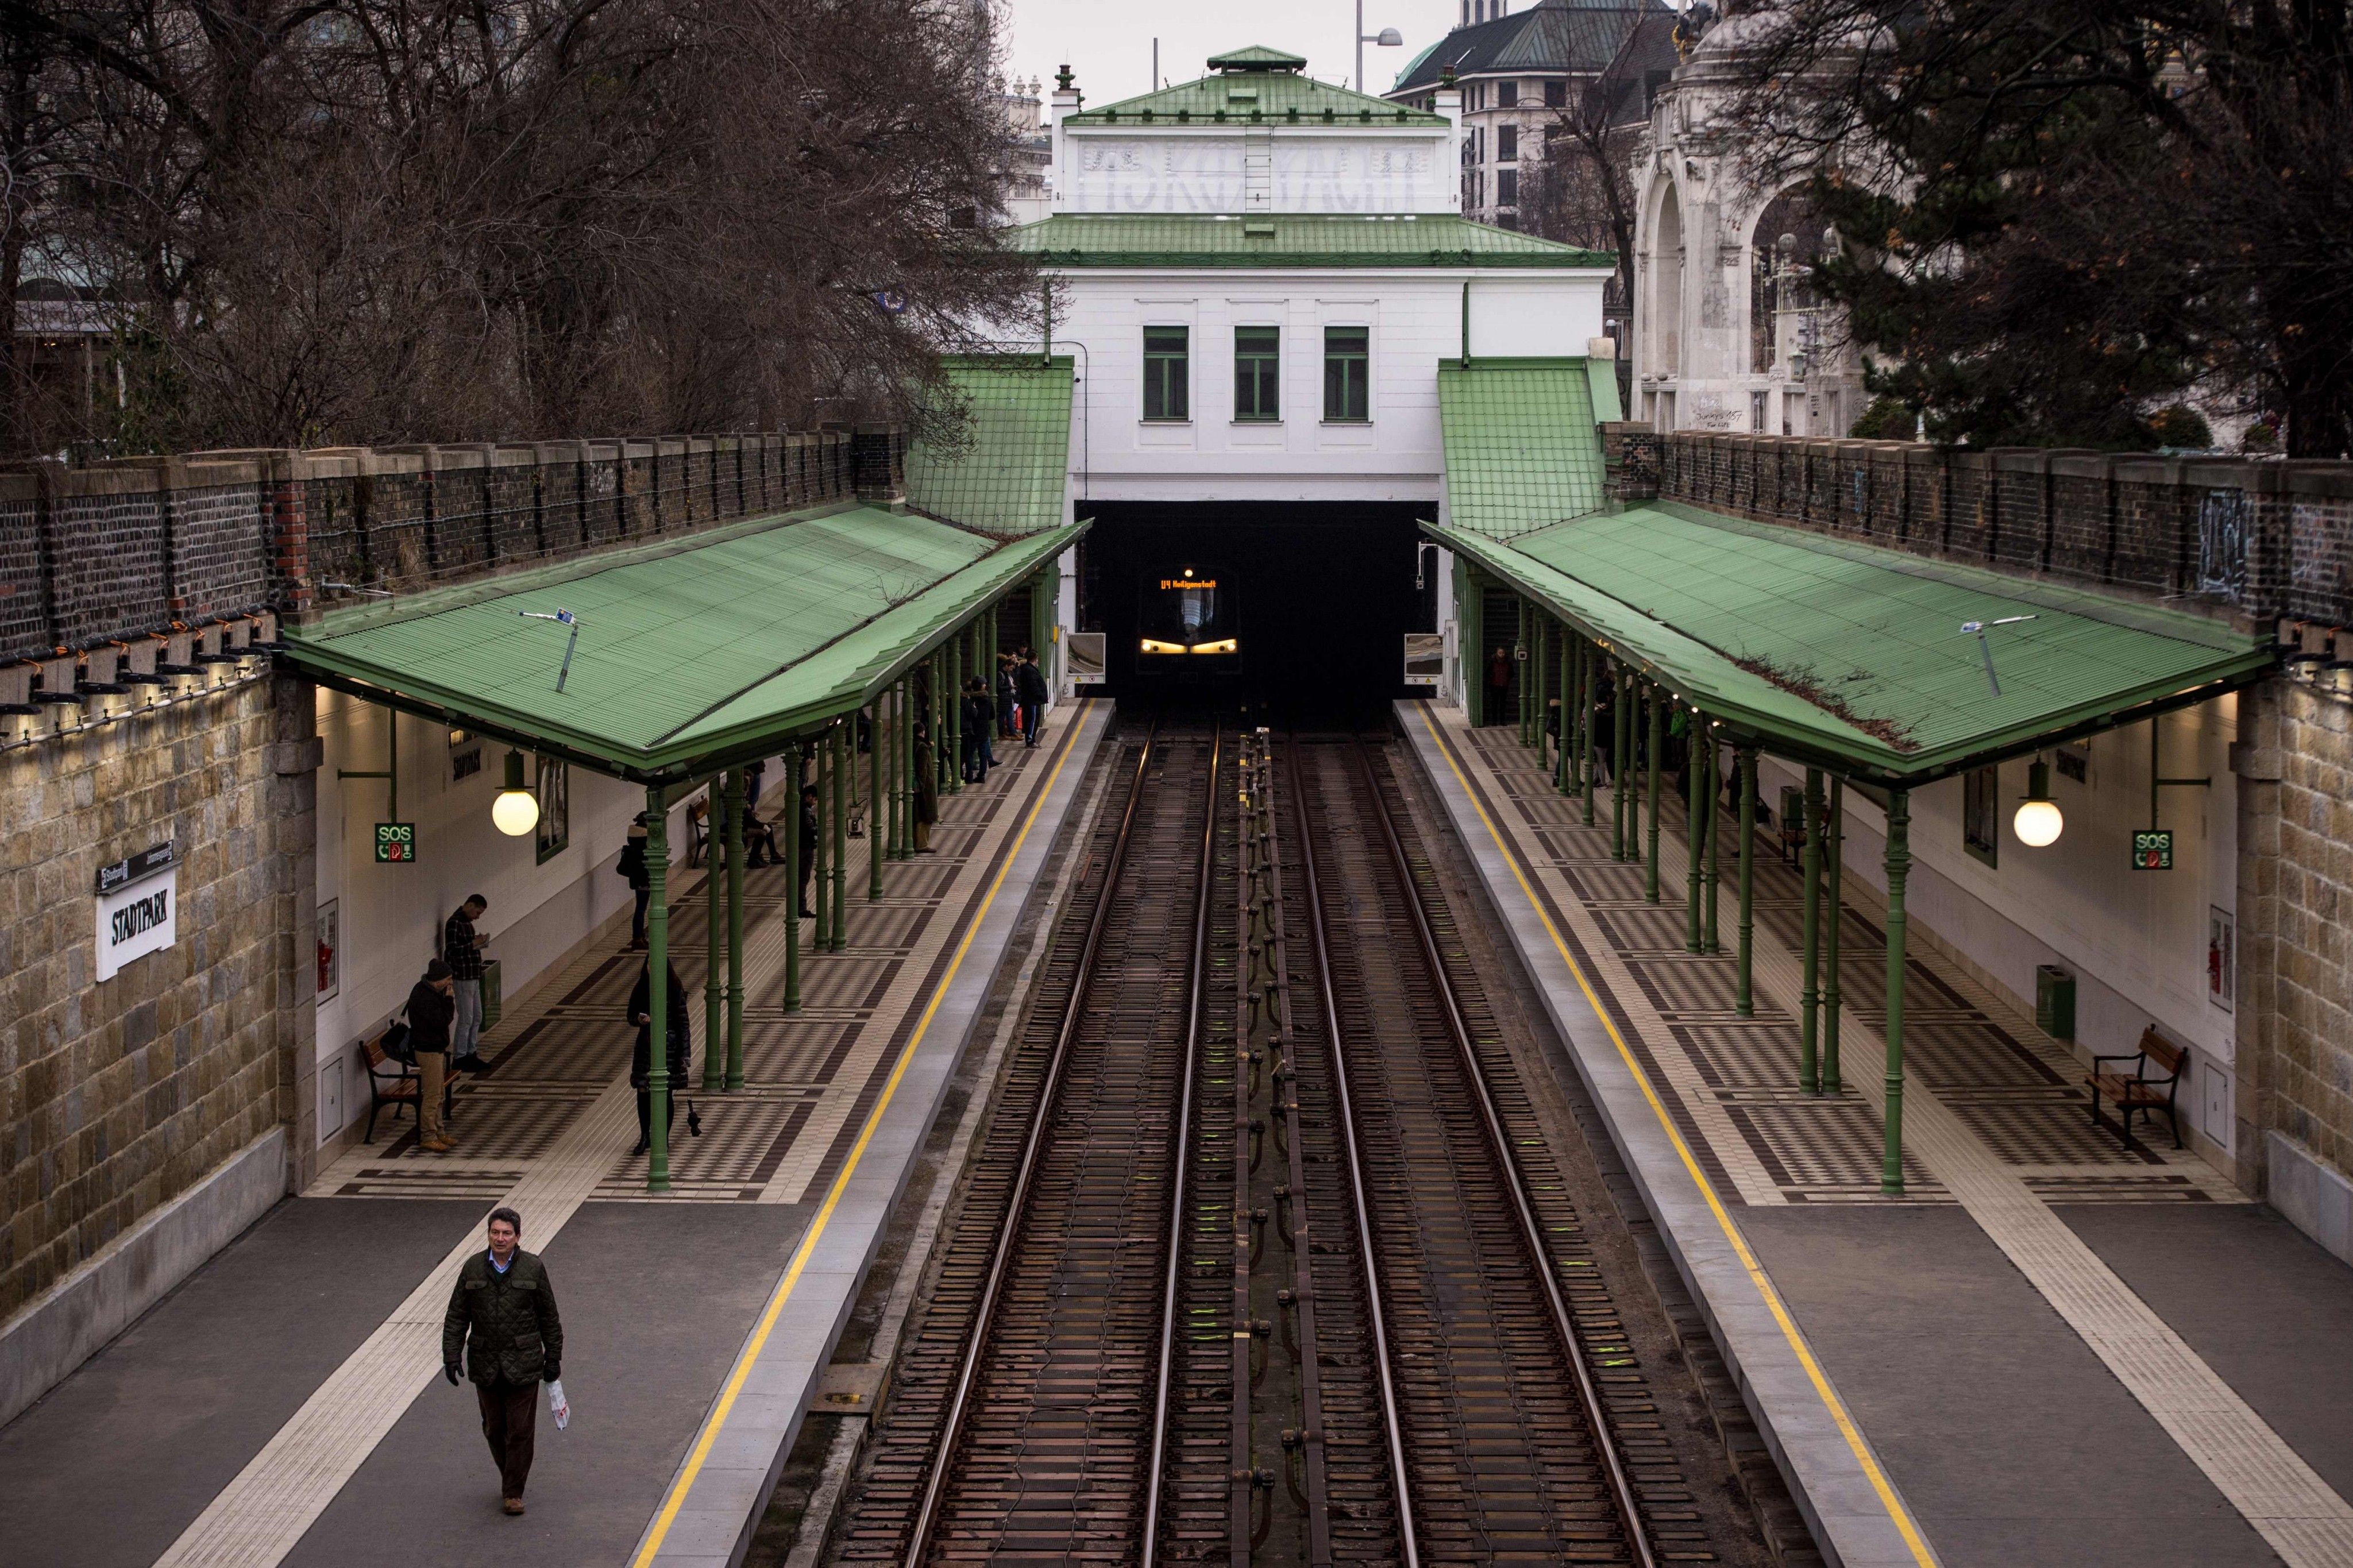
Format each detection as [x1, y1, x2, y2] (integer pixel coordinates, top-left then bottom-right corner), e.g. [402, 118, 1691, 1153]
[833, 721, 1222, 1565]
[826, 724, 1722, 1567]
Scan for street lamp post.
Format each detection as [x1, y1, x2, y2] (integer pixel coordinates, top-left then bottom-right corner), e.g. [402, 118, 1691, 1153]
[1356, 2, 1405, 92]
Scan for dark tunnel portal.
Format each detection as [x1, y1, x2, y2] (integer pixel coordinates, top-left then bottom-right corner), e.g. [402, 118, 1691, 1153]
[1078, 501, 1433, 728]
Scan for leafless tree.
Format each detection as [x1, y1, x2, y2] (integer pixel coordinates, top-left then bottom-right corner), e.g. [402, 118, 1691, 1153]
[4, 0, 1036, 454]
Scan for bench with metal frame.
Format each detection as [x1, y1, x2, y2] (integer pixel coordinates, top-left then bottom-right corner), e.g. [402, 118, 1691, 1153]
[2086, 1025, 2186, 1152]
[362, 1036, 458, 1142]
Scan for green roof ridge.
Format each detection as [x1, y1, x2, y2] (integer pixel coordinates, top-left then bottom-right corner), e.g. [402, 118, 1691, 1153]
[1072, 65, 1446, 124]
[1010, 214, 1614, 269]
[1206, 44, 1307, 69]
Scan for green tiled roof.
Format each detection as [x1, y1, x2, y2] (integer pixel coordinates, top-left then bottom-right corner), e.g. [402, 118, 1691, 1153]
[1012, 214, 1612, 268]
[905, 356, 1073, 538]
[1206, 44, 1308, 69]
[1434, 503, 2270, 781]
[1438, 360, 1613, 535]
[281, 505, 1083, 781]
[1071, 61, 1446, 125]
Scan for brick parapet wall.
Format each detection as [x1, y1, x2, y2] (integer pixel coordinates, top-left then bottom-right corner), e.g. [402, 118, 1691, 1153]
[0, 431, 858, 667]
[1655, 432, 2353, 631]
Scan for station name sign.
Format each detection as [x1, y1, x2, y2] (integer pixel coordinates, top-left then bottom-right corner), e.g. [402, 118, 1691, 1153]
[95, 841, 178, 980]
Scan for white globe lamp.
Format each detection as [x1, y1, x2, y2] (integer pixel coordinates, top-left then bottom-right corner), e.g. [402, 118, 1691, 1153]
[492, 750, 541, 837]
[2013, 759, 2062, 848]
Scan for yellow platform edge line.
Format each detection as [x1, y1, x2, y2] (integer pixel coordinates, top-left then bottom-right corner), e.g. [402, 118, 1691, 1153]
[1413, 702, 1939, 1568]
[631, 707, 1092, 1567]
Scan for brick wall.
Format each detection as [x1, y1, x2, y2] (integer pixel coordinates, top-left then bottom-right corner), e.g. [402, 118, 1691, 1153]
[1652, 432, 2353, 629]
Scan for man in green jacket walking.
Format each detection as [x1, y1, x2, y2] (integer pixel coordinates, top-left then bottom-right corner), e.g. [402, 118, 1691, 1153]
[443, 1207, 564, 1513]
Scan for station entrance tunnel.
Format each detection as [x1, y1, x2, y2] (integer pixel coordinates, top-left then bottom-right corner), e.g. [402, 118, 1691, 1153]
[1074, 501, 1436, 729]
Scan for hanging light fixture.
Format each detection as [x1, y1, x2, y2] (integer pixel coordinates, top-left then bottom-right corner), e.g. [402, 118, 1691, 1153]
[492, 750, 541, 836]
[2013, 757, 2063, 847]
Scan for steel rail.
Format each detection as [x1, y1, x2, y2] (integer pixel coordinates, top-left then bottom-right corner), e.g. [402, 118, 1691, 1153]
[1345, 736, 1660, 1568]
[1141, 723, 1222, 1565]
[1284, 732, 1423, 1568]
[902, 720, 1202, 1564]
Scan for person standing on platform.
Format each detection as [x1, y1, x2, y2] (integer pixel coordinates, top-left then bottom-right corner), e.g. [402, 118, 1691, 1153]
[911, 718, 939, 853]
[744, 756, 767, 807]
[1016, 650, 1049, 747]
[443, 895, 489, 1070]
[628, 959, 691, 1157]
[797, 783, 820, 917]
[996, 652, 1019, 740]
[617, 821, 650, 951]
[961, 677, 993, 781]
[405, 959, 457, 1152]
[1488, 647, 1513, 724]
[442, 1206, 563, 1516]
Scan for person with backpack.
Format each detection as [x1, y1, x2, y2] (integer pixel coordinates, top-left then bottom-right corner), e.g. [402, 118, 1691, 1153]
[616, 821, 650, 951]
[404, 959, 457, 1152]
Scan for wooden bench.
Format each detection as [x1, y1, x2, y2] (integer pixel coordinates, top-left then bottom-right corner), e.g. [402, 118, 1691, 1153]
[362, 1036, 456, 1142]
[2086, 1026, 2186, 1152]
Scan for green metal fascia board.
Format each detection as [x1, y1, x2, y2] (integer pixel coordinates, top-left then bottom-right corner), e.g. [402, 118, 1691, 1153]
[1430, 518, 2274, 782]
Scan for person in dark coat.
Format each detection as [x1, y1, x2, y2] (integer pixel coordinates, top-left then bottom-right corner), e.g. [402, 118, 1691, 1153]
[911, 719, 939, 852]
[404, 959, 457, 1152]
[1488, 647, 1513, 724]
[995, 653, 1018, 739]
[616, 822, 650, 951]
[1015, 652, 1049, 747]
[961, 678, 993, 782]
[442, 1206, 562, 1514]
[797, 783, 820, 917]
[628, 960, 692, 1157]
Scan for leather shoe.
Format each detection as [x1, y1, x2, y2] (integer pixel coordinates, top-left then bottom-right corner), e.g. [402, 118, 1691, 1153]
[421, 1137, 455, 1153]
[503, 1499, 526, 1516]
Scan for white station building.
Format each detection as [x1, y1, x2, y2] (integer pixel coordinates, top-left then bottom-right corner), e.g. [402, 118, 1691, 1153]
[1010, 45, 1618, 716]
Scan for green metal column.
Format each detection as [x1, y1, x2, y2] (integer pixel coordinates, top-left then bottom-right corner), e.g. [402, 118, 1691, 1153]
[831, 721, 848, 944]
[1799, 768, 1823, 1092]
[867, 702, 885, 899]
[1517, 599, 1531, 747]
[1466, 570, 1484, 727]
[1823, 779, 1845, 1095]
[813, 731, 831, 947]
[891, 679, 909, 860]
[1582, 643, 1599, 825]
[1685, 708, 1704, 952]
[1646, 686, 1662, 902]
[946, 632, 962, 794]
[1883, 788, 1912, 1194]
[1702, 727, 1721, 952]
[725, 771, 745, 1090]
[1736, 746, 1757, 1017]
[1555, 629, 1573, 794]
[704, 780, 724, 1093]
[643, 792, 673, 1194]
[784, 740, 801, 1014]
[1614, 667, 1631, 860]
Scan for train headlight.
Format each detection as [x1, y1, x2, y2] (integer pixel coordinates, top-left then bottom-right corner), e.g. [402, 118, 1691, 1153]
[1141, 638, 1187, 655]
[1190, 639, 1238, 654]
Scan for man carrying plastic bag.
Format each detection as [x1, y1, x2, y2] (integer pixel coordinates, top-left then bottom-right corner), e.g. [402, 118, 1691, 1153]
[442, 1206, 566, 1515]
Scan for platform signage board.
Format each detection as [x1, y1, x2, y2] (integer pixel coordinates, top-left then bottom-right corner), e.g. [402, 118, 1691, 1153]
[94, 842, 177, 980]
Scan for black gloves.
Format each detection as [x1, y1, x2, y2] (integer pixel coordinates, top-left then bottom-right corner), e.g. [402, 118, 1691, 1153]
[444, 1362, 462, 1387]
[542, 1364, 560, 1384]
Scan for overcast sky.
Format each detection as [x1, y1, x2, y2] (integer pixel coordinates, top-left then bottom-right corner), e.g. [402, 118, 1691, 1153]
[995, 0, 1467, 104]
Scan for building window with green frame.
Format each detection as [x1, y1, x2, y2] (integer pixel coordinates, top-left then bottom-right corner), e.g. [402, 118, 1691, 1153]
[1143, 326, 1190, 420]
[1962, 764, 1999, 867]
[535, 756, 570, 863]
[1233, 326, 1280, 422]
[1324, 326, 1370, 422]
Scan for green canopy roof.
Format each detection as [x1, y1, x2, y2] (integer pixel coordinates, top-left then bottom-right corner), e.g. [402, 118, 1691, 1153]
[283, 505, 1083, 781]
[904, 356, 1073, 538]
[1012, 214, 1611, 269]
[1438, 358, 1622, 535]
[1070, 56, 1446, 125]
[1437, 505, 2270, 782]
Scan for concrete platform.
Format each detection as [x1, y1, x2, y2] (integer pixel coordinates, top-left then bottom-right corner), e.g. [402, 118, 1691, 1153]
[0, 701, 1109, 1568]
[1398, 700, 2353, 1568]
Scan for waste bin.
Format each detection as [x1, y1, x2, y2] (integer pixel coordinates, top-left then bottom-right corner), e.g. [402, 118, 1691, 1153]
[482, 959, 504, 1033]
[2035, 963, 2075, 1041]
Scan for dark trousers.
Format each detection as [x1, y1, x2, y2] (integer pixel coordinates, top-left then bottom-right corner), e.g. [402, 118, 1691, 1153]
[635, 1089, 678, 1145]
[476, 1378, 538, 1500]
[997, 695, 1016, 737]
[797, 848, 815, 913]
[962, 732, 990, 782]
[1021, 702, 1042, 746]
[630, 888, 650, 945]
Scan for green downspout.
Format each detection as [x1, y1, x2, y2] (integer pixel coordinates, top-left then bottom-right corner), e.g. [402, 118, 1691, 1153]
[1736, 746, 1757, 1017]
[725, 771, 745, 1090]
[1883, 788, 1911, 1195]
[784, 739, 801, 1014]
[1645, 685, 1661, 901]
[1823, 778, 1844, 1095]
[1800, 768, 1823, 1093]
[643, 790, 673, 1194]
[703, 780, 725, 1094]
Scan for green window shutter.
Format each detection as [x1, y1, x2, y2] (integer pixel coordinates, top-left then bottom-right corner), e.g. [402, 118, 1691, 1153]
[1144, 326, 1189, 421]
[1234, 326, 1280, 422]
[1324, 326, 1369, 422]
